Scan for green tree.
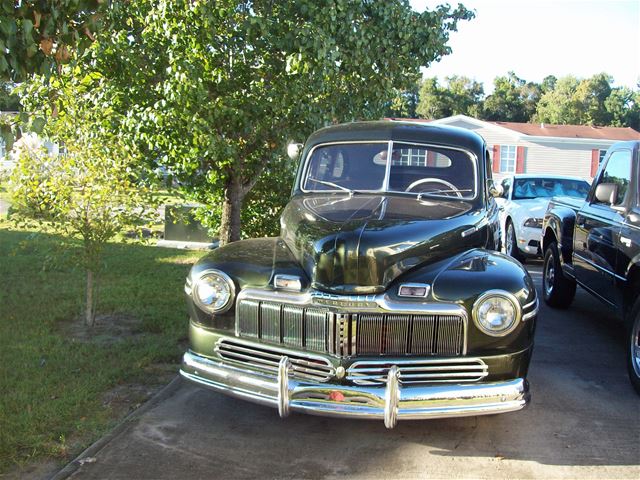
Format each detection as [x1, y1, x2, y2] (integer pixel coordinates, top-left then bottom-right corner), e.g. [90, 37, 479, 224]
[0, 1, 103, 82]
[535, 75, 582, 125]
[481, 72, 541, 122]
[78, 0, 472, 245]
[416, 75, 483, 119]
[11, 76, 153, 326]
[386, 77, 421, 118]
[605, 87, 640, 131]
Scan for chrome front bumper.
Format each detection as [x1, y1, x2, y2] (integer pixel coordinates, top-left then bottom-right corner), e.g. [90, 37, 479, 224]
[180, 351, 530, 428]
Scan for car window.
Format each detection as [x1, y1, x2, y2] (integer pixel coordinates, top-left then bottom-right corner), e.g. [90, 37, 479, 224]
[598, 150, 632, 205]
[303, 143, 387, 191]
[511, 178, 590, 200]
[388, 143, 476, 198]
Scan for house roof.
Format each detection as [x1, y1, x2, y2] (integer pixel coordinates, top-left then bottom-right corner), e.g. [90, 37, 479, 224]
[389, 115, 640, 141]
[491, 121, 640, 140]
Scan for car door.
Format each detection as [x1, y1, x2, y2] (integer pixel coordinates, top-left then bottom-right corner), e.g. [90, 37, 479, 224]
[574, 149, 632, 306]
[616, 145, 640, 315]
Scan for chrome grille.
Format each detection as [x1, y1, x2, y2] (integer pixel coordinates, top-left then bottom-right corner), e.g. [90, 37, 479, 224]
[347, 358, 488, 385]
[236, 298, 465, 357]
[355, 314, 464, 356]
[216, 339, 335, 382]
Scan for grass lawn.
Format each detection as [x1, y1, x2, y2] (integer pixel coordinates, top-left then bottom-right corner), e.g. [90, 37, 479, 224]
[0, 221, 202, 473]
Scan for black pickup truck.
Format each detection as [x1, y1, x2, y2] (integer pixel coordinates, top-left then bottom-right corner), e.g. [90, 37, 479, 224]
[542, 140, 640, 393]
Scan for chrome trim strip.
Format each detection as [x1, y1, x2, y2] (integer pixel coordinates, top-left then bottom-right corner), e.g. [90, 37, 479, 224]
[181, 351, 529, 428]
[573, 252, 627, 282]
[522, 298, 537, 310]
[236, 287, 469, 355]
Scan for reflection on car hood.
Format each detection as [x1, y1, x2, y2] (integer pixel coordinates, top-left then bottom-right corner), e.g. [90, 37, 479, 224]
[511, 197, 551, 216]
[280, 194, 482, 294]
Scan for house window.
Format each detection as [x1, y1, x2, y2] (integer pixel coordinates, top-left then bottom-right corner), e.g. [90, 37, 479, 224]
[599, 149, 607, 164]
[396, 148, 427, 167]
[500, 145, 517, 173]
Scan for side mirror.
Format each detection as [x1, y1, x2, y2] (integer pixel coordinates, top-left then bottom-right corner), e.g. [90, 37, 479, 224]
[287, 142, 303, 160]
[594, 183, 618, 205]
[487, 180, 502, 198]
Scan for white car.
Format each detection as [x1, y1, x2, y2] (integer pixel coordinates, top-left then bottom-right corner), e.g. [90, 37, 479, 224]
[496, 174, 590, 261]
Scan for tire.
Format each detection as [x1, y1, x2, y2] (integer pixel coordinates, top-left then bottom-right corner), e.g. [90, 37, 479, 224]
[542, 241, 576, 308]
[627, 303, 640, 394]
[505, 220, 524, 262]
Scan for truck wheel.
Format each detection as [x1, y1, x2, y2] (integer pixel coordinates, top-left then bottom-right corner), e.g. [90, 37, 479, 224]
[505, 220, 523, 262]
[627, 303, 640, 394]
[542, 241, 575, 308]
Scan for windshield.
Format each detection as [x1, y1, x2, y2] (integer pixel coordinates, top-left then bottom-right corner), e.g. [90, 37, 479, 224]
[302, 141, 476, 199]
[512, 177, 591, 200]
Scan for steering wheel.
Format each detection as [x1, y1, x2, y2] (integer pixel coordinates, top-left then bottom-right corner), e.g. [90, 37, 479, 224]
[405, 178, 462, 198]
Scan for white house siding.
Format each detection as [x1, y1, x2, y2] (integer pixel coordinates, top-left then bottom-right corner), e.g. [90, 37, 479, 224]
[436, 119, 612, 182]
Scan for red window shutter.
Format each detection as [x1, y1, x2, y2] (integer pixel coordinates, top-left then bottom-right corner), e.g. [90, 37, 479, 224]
[427, 150, 436, 166]
[515, 146, 525, 174]
[590, 149, 600, 177]
[492, 145, 501, 173]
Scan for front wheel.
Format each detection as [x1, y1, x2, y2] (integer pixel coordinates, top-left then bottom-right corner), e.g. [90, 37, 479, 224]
[627, 304, 640, 394]
[505, 220, 523, 262]
[542, 241, 576, 308]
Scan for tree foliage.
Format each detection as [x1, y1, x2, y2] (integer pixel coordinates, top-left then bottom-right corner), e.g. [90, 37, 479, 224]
[73, 0, 472, 245]
[482, 72, 541, 122]
[0, 0, 103, 82]
[416, 75, 483, 119]
[10, 75, 154, 326]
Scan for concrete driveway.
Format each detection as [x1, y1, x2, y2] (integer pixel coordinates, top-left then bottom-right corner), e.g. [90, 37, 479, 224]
[58, 264, 640, 479]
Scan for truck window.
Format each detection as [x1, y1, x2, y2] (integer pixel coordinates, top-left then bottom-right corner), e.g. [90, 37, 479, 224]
[598, 150, 632, 205]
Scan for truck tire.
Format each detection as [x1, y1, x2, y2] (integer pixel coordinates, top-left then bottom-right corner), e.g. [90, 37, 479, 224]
[542, 241, 576, 308]
[505, 220, 523, 262]
[627, 302, 640, 394]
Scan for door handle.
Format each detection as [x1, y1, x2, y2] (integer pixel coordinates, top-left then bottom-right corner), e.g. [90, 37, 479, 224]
[620, 236, 632, 247]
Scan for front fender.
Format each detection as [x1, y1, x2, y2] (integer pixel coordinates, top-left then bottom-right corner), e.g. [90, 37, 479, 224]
[187, 237, 307, 329]
[428, 249, 536, 355]
[542, 203, 576, 265]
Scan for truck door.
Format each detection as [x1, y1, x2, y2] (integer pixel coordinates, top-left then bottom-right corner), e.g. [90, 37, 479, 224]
[574, 149, 632, 306]
[617, 146, 640, 315]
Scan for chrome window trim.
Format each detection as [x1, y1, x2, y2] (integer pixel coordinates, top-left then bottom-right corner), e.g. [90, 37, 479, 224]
[235, 287, 468, 355]
[299, 140, 479, 200]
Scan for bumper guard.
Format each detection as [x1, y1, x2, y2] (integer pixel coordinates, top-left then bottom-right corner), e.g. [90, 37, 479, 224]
[180, 351, 529, 429]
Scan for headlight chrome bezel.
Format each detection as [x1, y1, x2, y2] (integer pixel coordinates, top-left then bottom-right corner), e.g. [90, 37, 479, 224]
[191, 269, 236, 314]
[472, 290, 521, 337]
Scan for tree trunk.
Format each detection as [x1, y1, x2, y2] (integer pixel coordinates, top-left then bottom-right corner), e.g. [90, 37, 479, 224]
[85, 268, 95, 327]
[219, 174, 244, 246]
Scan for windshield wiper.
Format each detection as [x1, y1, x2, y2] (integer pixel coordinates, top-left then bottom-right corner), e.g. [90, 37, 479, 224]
[307, 177, 353, 195]
[417, 188, 472, 200]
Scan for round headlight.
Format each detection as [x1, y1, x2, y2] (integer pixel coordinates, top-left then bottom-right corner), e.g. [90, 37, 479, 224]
[192, 270, 235, 313]
[472, 290, 521, 336]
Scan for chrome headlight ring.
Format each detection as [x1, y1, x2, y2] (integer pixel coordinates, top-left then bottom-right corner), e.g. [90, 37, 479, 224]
[191, 269, 236, 314]
[472, 290, 522, 337]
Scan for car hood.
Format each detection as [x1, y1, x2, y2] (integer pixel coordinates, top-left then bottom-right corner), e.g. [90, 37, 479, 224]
[280, 194, 483, 294]
[511, 197, 551, 217]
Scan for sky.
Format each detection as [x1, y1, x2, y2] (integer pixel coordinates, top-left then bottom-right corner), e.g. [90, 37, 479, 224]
[409, 0, 640, 93]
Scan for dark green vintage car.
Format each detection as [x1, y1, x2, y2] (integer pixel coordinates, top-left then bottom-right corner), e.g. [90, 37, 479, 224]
[180, 121, 538, 428]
